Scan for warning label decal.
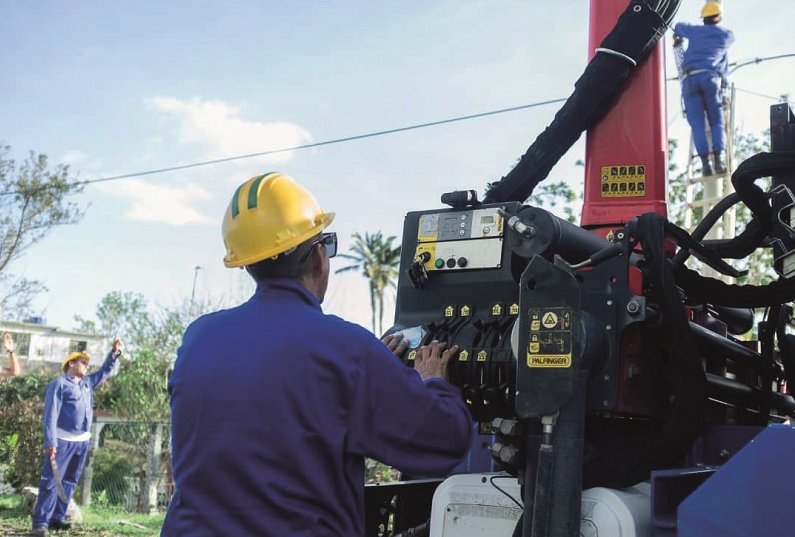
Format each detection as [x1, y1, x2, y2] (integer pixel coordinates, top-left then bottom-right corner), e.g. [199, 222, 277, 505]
[600, 165, 646, 198]
[527, 307, 573, 368]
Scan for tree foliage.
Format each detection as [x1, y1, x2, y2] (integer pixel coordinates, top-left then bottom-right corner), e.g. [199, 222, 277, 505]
[335, 231, 401, 335]
[75, 291, 186, 360]
[0, 143, 84, 319]
[106, 349, 170, 422]
[527, 180, 580, 224]
[0, 371, 56, 489]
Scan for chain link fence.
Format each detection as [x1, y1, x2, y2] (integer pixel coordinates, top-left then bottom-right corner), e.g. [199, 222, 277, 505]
[77, 420, 173, 514]
[5, 418, 399, 514]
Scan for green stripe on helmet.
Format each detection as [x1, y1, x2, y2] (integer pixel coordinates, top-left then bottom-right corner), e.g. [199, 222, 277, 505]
[231, 172, 278, 218]
[230, 182, 247, 218]
[248, 172, 279, 210]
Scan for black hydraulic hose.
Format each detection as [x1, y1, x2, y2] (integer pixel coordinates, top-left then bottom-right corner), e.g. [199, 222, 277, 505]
[674, 151, 795, 269]
[731, 152, 795, 231]
[529, 443, 554, 537]
[484, 0, 680, 203]
[709, 305, 755, 336]
[671, 193, 742, 267]
[664, 153, 795, 309]
[705, 373, 795, 415]
[689, 321, 764, 372]
[675, 264, 795, 308]
[686, 193, 742, 243]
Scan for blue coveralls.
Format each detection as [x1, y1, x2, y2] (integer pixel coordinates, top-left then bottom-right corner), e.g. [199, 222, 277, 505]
[674, 22, 734, 157]
[32, 351, 118, 530]
[162, 279, 472, 537]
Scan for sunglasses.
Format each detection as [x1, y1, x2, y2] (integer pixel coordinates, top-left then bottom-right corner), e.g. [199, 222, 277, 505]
[299, 232, 338, 263]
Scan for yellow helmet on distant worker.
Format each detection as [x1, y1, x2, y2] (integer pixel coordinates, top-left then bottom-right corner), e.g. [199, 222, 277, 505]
[222, 172, 335, 268]
[61, 351, 90, 372]
[701, 1, 722, 18]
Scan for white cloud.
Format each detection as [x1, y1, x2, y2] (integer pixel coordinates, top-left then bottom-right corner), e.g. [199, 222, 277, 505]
[61, 150, 88, 165]
[147, 96, 313, 163]
[90, 96, 313, 225]
[100, 179, 213, 226]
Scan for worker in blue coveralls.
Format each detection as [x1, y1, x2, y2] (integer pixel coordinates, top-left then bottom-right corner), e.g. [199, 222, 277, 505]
[31, 338, 123, 537]
[162, 172, 472, 537]
[674, 1, 734, 177]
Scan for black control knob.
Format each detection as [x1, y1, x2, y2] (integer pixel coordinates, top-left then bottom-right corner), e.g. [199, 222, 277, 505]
[457, 257, 468, 267]
[446, 258, 456, 268]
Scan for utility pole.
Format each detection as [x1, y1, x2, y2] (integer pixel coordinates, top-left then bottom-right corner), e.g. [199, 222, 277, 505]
[190, 266, 202, 311]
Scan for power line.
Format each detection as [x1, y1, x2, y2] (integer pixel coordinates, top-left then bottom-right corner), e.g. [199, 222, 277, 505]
[729, 53, 795, 76]
[0, 97, 567, 197]
[666, 52, 795, 81]
[6, 49, 793, 198]
[734, 86, 792, 104]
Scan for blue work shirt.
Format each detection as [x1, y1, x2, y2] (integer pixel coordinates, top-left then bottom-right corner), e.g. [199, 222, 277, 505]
[674, 22, 734, 76]
[162, 279, 472, 537]
[42, 351, 118, 448]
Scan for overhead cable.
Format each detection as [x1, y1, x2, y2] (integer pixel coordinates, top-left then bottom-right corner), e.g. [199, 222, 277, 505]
[0, 98, 567, 197]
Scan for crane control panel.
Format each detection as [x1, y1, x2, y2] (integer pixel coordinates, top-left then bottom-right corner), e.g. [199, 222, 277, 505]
[391, 197, 647, 424]
[393, 201, 524, 422]
[414, 207, 505, 272]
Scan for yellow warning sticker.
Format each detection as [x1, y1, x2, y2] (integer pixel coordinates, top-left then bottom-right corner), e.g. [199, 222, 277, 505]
[477, 350, 488, 362]
[407, 350, 417, 361]
[600, 165, 646, 198]
[527, 307, 573, 368]
[541, 312, 558, 329]
[459, 349, 470, 362]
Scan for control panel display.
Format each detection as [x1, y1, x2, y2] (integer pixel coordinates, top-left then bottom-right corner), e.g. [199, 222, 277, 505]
[415, 208, 504, 271]
[418, 208, 503, 242]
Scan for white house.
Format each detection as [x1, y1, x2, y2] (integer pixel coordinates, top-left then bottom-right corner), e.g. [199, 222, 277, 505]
[0, 318, 109, 373]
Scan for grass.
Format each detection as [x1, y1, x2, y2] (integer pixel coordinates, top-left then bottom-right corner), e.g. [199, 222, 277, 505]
[0, 494, 165, 536]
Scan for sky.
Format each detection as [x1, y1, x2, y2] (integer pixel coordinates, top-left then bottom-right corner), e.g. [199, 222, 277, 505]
[1, 0, 794, 334]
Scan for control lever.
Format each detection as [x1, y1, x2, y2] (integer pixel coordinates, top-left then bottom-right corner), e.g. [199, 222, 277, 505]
[406, 252, 430, 289]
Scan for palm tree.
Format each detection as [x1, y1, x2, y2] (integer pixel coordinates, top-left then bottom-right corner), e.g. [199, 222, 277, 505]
[335, 231, 401, 335]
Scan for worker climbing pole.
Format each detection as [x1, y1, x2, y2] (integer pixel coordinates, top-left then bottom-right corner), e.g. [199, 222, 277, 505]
[673, 1, 735, 177]
[673, 1, 737, 246]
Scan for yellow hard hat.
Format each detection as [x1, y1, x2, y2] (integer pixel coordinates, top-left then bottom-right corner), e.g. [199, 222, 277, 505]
[701, 1, 722, 18]
[62, 351, 90, 372]
[222, 172, 335, 268]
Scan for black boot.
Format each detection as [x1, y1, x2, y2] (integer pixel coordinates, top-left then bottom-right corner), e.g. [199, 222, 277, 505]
[713, 151, 727, 174]
[48, 520, 72, 531]
[700, 155, 714, 177]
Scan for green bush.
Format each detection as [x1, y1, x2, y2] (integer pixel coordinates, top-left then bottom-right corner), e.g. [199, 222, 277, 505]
[0, 371, 55, 489]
